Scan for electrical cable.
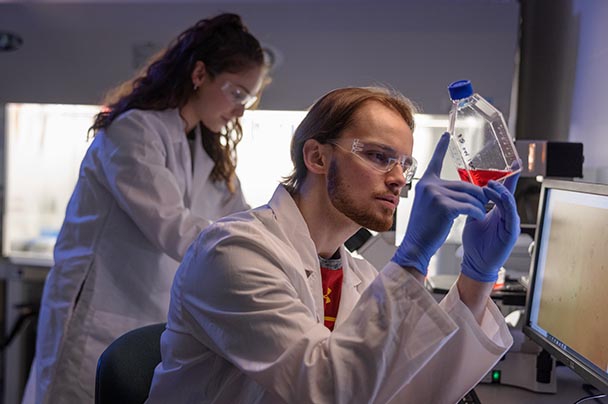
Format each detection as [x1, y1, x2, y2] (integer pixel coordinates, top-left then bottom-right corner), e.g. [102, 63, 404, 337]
[573, 393, 606, 404]
[0, 303, 39, 351]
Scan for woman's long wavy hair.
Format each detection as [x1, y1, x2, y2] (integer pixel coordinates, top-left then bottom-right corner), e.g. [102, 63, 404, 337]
[90, 13, 264, 192]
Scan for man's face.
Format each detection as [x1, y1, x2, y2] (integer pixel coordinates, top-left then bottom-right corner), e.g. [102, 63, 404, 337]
[327, 101, 414, 232]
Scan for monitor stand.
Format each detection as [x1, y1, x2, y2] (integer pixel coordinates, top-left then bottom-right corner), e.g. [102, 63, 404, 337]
[481, 349, 557, 393]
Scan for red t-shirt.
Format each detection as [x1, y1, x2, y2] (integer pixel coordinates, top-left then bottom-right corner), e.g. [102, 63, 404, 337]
[319, 256, 343, 331]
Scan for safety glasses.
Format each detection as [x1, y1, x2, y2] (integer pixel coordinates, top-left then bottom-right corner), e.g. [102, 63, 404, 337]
[327, 138, 417, 184]
[221, 81, 258, 109]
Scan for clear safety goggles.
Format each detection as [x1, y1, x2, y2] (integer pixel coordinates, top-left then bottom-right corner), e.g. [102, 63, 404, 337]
[221, 80, 258, 109]
[327, 138, 417, 184]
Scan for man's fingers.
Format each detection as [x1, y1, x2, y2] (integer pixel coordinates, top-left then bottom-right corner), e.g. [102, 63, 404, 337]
[424, 132, 450, 177]
[484, 181, 520, 233]
[503, 169, 521, 194]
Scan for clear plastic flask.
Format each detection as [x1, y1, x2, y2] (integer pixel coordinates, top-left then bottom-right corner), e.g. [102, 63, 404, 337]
[447, 79, 521, 187]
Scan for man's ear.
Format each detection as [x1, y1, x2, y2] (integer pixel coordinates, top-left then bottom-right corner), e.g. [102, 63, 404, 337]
[302, 139, 331, 175]
[191, 61, 207, 89]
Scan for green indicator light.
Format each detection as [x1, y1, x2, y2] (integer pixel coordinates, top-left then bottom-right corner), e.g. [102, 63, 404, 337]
[492, 370, 501, 383]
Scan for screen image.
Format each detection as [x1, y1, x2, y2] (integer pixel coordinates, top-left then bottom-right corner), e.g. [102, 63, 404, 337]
[525, 180, 608, 392]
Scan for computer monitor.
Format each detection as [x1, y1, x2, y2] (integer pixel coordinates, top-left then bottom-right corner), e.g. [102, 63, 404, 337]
[523, 179, 608, 393]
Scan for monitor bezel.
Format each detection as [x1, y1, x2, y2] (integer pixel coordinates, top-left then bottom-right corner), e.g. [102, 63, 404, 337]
[523, 179, 608, 393]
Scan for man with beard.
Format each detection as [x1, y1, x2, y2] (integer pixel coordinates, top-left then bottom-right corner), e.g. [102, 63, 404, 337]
[146, 87, 518, 403]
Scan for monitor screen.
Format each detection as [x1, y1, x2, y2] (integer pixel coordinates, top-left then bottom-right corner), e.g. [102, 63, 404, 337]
[523, 179, 608, 393]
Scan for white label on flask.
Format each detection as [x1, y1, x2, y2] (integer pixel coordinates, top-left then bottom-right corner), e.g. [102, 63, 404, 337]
[457, 133, 471, 158]
[475, 97, 498, 119]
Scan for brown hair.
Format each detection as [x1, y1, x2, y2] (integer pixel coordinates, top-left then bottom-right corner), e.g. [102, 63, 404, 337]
[281, 86, 417, 194]
[90, 13, 264, 192]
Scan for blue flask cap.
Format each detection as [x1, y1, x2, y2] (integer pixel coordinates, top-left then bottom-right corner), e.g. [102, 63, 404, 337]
[448, 80, 473, 101]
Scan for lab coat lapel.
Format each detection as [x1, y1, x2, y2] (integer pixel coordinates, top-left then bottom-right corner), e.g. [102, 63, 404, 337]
[306, 262, 324, 324]
[334, 247, 364, 327]
[170, 110, 194, 206]
[268, 186, 324, 322]
[190, 125, 215, 204]
[177, 141, 193, 206]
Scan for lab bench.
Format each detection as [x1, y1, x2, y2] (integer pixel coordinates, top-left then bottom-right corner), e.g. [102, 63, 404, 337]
[0, 257, 50, 404]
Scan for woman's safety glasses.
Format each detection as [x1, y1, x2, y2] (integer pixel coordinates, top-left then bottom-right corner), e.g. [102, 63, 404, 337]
[327, 138, 417, 184]
[221, 81, 258, 109]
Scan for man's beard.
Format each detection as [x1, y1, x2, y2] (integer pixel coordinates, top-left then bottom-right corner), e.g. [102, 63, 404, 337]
[327, 159, 394, 232]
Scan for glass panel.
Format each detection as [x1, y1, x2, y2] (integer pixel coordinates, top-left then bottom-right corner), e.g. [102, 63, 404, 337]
[236, 110, 307, 208]
[3, 103, 99, 263]
[1, 105, 306, 263]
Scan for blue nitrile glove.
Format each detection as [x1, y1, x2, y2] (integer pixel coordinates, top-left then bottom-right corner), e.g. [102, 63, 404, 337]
[392, 133, 489, 276]
[460, 172, 521, 282]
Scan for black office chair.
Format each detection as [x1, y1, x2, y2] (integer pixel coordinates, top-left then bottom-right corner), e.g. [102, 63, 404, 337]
[95, 322, 166, 404]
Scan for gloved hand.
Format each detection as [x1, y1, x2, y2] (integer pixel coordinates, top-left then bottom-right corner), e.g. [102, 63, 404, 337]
[460, 172, 521, 282]
[392, 133, 488, 276]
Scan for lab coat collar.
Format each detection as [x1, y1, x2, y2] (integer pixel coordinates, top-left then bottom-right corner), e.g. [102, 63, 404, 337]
[164, 109, 215, 206]
[267, 185, 320, 274]
[266, 186, 363, 275]
[267, 185, 366, 324]
[164, 108, 189, 142]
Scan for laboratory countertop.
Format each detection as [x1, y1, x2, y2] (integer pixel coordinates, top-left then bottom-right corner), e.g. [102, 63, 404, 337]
[476, 364, 606, 404]
[0, 255, 52, 282]
[7, 254, 54, 268]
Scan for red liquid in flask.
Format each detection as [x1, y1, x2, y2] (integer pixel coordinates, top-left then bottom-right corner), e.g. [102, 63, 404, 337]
[457, 168, 511, 187]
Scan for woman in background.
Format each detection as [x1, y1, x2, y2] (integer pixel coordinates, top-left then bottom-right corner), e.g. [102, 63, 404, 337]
[22, 13, 267, 403]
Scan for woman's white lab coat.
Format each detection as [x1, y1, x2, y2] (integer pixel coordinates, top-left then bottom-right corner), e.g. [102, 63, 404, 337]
[146, 185, 513, 404]
[23, 109, 249, 404]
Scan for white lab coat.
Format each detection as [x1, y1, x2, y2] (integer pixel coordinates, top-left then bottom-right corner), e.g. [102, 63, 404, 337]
[146, 185, 513, 404]
[22, 109, 249, 404]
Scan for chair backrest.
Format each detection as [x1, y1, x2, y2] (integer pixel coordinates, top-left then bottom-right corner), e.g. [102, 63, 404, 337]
[95, 322, 166, 404]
